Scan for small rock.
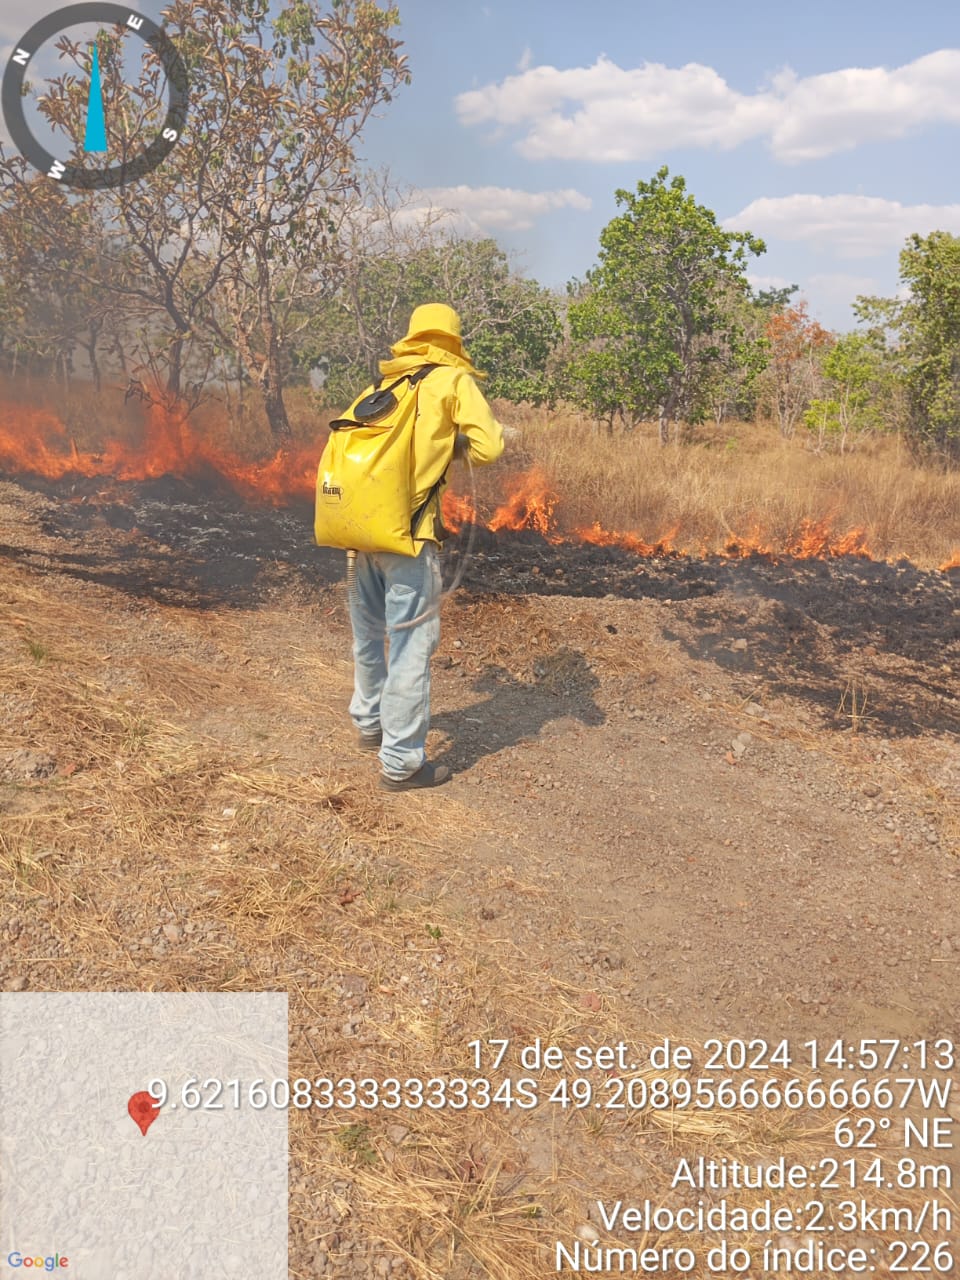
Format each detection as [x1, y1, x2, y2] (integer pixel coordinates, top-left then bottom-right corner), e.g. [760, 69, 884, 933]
[7, 917, 22, 940]
[861, 782, 881, 798]
[222, 807, 237, 819]
[162, 923, 183, 943]
[386, 1124, 409, 1144]
[732, 638, 748, 652]
[0, 749, 57, 783]
[6, 976, 28, 991]
[575, 1223, 600, 1245]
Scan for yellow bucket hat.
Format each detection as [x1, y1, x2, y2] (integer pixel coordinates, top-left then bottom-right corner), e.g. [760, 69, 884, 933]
[404, 303, 462, 342]
[384, 300, 484, 376]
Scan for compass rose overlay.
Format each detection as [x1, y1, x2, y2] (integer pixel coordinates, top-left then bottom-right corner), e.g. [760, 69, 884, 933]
[2, 3, 189, 190]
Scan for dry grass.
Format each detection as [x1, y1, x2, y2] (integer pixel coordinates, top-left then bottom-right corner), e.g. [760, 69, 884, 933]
[488, 403, 960, 568]
[2, 561, 954, 1278]
[4, 374, 960, 567]
[0, 374, 331, 459]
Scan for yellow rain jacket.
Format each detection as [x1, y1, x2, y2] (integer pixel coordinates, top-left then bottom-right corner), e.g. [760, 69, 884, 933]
[378, 304, 504, 544]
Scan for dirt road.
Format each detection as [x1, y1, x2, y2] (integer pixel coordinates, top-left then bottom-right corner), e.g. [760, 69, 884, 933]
[1, 475, 958, 1277]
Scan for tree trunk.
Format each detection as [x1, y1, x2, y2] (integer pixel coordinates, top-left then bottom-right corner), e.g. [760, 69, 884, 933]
[658, 407, 670, 446]
[86, 325, 102, 393]
[262, 357, 292, 441]
[167, 335, 184, 397]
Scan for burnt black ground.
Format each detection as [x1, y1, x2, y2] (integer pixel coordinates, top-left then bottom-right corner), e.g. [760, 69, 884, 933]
[3, 472, 958, 740]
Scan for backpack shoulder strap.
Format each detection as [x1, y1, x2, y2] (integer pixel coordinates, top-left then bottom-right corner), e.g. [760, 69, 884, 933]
[376, 363, 439, 394]
[330, 364, 441, 431]
[408, 363, 439, 386]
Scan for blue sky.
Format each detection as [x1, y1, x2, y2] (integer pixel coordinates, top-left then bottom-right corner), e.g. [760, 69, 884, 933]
[353, 0, 960, 328]
[3, 0, 958, 330]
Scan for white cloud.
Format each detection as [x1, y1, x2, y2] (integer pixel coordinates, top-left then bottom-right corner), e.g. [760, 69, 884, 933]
[726, 194, 960, 257]
[455, 50, 960, 163]
[767, 53, 960, 161]
[747, 273, 793, 291]
[806, 272, 882, 306]
[413, 184, 592, 232]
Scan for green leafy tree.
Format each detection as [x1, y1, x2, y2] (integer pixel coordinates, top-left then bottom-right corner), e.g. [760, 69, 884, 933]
[453, 248, 561, 405]
[699, 279, 772, 425]
[565, 167, 766, 441]
[752, 283, 799, 311]
[803, 332, 890, 453]
[895, 231, 960, 459]
[851, 233, 960, 461]
[301, 209, 561, 406]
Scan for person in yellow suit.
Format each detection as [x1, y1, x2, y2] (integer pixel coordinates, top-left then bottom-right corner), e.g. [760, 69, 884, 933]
[350, 303, 504, 790]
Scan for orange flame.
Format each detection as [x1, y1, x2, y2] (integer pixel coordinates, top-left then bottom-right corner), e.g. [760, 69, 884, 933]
[440, 489, 477, 533]
[785, 518, 871, 559]
[573, 521, 682, 558]
[720, 526, 776, 558]
[0, 398, 318, 504]
[716, 520, 870, 561]
[486, 467, 561, 540]
[1, 396, 950, 569]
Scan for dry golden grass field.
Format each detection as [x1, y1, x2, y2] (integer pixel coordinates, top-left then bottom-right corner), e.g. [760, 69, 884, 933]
[1, 378, 958, 1278]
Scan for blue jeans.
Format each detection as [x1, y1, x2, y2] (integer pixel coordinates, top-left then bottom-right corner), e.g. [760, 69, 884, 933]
[348, 543, 442, 779]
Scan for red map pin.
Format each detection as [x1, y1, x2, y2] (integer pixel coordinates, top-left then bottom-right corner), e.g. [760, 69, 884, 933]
[128, 1090, 160, 1137]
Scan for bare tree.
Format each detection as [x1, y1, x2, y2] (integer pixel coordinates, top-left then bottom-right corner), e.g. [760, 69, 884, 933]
[1, 0, 409, 438]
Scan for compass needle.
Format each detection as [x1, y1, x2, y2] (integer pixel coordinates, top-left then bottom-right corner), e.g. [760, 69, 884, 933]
[3, 4, 188, 189]
[83, 41, 107, 153]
